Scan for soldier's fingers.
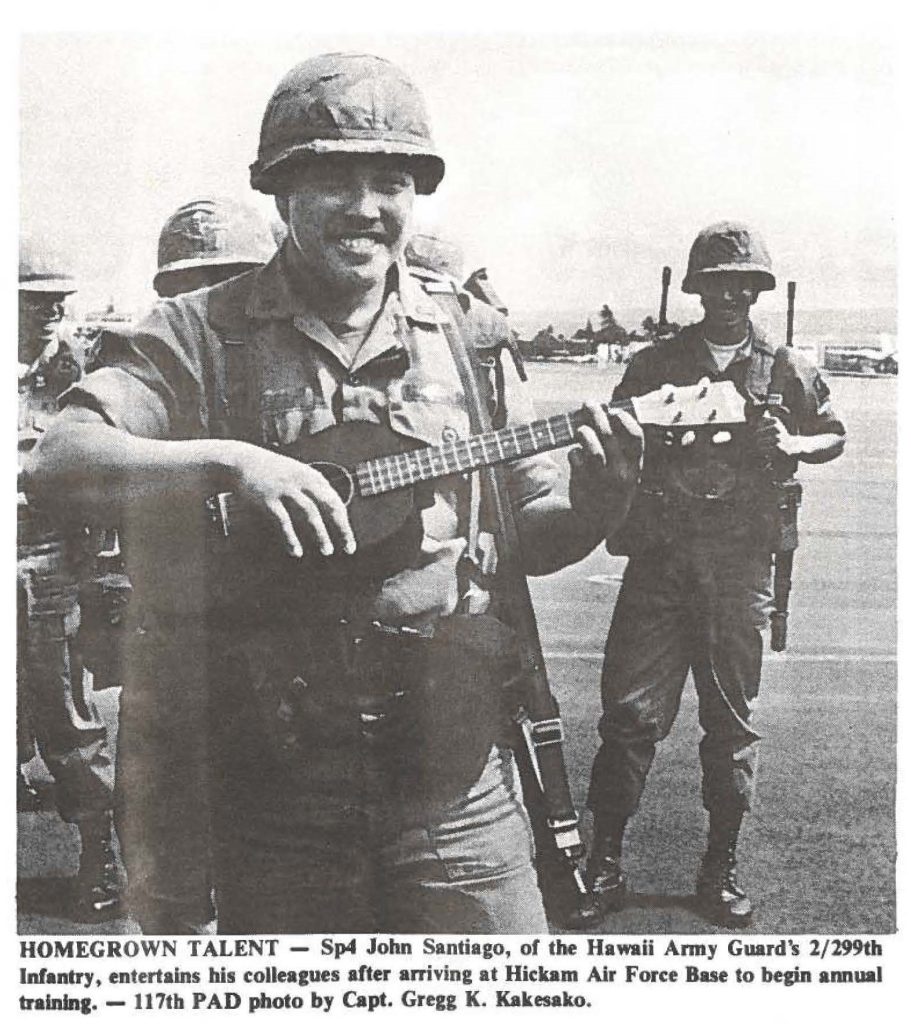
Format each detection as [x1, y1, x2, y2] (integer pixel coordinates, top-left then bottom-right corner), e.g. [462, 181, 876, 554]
[608, 410, 645, 468]
[610, 408, 644, 444]
[301, 472, 357, 554]
[574, 424, 609, 470]
[583, 400, 613, 442]
[581, 401, 638, 479]
[286, 493, 334, 557]
[265, 498, 304, 559]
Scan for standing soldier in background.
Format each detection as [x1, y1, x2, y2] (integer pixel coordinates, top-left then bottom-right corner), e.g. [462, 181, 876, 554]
[106, 195, 277, 934]
[17, 237, 120, 918]
[152, 196, 278, 299]
[584, 222, 846, 927]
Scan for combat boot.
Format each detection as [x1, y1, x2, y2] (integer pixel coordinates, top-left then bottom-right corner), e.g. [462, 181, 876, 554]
[585, 814, 627, 914]
[696, 818, 752, 927]
[75, 812, 122, 919]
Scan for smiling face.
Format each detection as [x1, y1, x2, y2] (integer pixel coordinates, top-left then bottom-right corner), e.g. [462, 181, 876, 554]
[696, 272, 760, 343]
[19, 290, 67, 365]
[276, 154, 416, 300]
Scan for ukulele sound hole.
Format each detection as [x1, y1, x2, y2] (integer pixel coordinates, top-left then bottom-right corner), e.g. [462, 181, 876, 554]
[311, 462, 355, 506]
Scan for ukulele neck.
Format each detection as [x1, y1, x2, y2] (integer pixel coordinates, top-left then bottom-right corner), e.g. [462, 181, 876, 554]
[354, 399, 635, 497]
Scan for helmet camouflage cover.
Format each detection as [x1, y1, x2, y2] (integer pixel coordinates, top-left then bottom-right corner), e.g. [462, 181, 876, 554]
[154, 196, 275, 291]
[682, 221, 776, 294]
[404, 232, 465, 281]
[250, 52, 445, 196]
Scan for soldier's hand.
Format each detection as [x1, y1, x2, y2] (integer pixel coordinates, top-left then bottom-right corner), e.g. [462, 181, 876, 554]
[753, 415, 804, 458]
[568, 404, 643, 530]
[228, 444, 356, 558]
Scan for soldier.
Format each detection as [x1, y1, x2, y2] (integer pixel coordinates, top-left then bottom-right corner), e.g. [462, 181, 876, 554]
[584, 222, 846, 927]
[152, 196, 277, 298]
[17, 237, 120, 918]
[110, 195, 277, 935]
[29, 51, 642, 933]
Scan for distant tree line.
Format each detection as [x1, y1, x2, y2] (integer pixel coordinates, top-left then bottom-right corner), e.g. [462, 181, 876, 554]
[517, 303, 680, 361]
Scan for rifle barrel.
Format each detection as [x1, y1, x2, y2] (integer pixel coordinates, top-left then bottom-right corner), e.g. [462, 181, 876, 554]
[786, 281, 796, 348]
[659, 265, 671, 328]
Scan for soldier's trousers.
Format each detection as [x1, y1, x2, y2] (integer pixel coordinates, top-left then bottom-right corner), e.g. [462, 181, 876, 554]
[118, 618, 548, 935]
[115, 620, 216, 934]
[17, 558, 115, 824]
[587, 543, 773, 822]
[214, 743, 547, 935]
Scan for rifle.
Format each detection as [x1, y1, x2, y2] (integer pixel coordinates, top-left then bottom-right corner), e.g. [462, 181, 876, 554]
[768, 309, 801, 652]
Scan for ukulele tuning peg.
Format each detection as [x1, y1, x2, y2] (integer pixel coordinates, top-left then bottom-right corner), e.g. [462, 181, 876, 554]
[672, 410, 683, 424]
[698, 385, 709, 399]
[707, 409, 717, 421]
[663, 390, 676, 405]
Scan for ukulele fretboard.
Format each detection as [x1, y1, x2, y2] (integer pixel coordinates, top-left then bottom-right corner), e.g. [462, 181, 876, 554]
[355, 400, 633, 497]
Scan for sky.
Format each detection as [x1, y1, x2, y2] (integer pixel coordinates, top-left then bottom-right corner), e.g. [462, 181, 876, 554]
[17, 27, 898, 330]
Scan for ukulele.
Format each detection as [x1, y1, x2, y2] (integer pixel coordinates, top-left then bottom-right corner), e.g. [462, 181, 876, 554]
[206, 378, 747, 552]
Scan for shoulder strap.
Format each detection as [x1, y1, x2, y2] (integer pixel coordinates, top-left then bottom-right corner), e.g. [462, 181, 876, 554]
[435, 287, 592, 918]
[205, 274, 262, 443]
[434, 292, 547, 681]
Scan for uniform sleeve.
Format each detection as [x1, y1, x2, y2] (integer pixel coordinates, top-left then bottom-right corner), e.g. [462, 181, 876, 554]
[60, 300, 212, 440]
[786, 350, 846, 437]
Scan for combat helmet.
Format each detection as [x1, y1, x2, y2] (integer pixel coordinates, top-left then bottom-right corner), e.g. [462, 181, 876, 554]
[19, 235, 77, 294]
[682, 221, 776, 294]
[154, 197, 275, 293]
[405, 232, 465, 282]
[250, 53, 445, 196]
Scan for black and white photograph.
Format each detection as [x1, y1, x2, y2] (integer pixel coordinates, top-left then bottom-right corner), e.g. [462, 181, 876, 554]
[9, 5, 902, 1014]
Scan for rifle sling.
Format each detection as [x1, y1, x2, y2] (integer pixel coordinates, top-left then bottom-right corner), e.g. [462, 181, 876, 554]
[435, 290, 581, 833]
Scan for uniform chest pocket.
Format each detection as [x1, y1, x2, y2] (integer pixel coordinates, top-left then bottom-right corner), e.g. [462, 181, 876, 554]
[387, 373, 471, 448]
[259, 387, 332, 446]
